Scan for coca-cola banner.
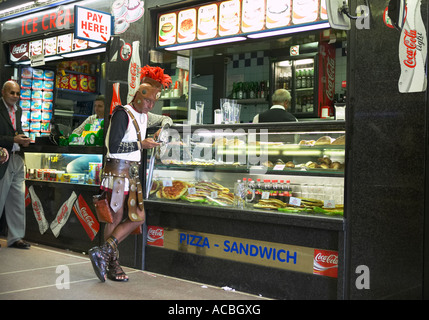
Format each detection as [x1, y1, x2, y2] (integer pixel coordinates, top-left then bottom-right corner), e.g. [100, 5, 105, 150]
[28, 185, 49, 235]
[147, 226, 338, 278]
[398, 0, 427, 93]
[50, 191, 77, 238]
[318, 41, 336, 116]
[72, 194, 100, 241]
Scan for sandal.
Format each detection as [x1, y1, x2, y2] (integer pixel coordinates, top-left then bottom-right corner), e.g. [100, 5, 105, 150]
[107, 252, 129, 282]
[89, 243, 114, 282]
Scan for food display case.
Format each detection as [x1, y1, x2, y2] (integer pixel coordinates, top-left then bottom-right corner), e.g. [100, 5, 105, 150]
[147, 122, 345, 216]
[23, 145, 103, 252]
[144, 121, 346, 299]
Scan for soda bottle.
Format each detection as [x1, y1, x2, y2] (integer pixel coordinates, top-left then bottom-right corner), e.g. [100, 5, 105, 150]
[271, 180, 279, 199]
[255, 178, 262, 202]
[247, 179, 256, 203]
[262, 179, 271, 200]
[285, 180, 292, 203]
[278, 180, 285, 202]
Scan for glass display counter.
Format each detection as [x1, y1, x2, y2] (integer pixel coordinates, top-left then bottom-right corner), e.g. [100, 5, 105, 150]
[147, 121, 345, 219]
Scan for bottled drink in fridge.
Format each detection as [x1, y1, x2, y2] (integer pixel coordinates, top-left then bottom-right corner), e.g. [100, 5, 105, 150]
[285, 180, 292, 203]
[262, 179, 271, 200]
[278, 180, 285, 202]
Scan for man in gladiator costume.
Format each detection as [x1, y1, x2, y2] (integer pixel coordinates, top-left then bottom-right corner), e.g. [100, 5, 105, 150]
[89, 66, 172, 282]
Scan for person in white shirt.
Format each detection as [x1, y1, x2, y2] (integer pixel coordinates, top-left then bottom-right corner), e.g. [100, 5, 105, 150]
[89, 66, 172, 283]
[72, 95, 105, 135]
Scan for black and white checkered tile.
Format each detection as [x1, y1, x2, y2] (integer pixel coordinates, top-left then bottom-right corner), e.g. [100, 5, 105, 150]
[232, 51, 267, 68]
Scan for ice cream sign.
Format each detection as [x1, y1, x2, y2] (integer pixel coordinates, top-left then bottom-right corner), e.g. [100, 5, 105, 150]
[74, 6, 113, 44]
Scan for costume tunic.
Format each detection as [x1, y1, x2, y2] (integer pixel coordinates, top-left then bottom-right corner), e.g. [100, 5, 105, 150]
[101, 104, 147, 193]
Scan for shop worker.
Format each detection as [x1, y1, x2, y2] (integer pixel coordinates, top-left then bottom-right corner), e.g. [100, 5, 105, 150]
[253, 88, 298, 123]
[72, 95, 106, 135]
[0, 80, 32, 249]
[89, 66, 172, 282]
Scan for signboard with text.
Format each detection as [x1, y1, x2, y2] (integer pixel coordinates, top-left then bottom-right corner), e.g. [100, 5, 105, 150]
[74, 6, 113, 44]
[147, 226, 338, 278]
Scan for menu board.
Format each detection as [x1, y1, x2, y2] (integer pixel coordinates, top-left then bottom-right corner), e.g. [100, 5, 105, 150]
[159, 13, 177, 45]
[157, 0, 326, 48]
[219, 0, 241, 37]
[44, 37, 57, 56]
[241, 0, 265, 33]
[266, 0, 291, 29]
[197, 4, 218, 40]
[177, 8, 197, 43]
[58, 34, 72, 53]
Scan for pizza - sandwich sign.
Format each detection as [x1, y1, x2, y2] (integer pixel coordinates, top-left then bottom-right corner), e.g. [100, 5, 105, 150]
[74, 6, 113, 44]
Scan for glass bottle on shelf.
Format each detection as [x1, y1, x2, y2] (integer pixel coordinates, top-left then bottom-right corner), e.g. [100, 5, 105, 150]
[296, 70, 302, 89]
[255, 178, 262, 202]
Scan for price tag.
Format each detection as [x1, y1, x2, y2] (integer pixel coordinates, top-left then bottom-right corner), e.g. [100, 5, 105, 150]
[289, 197, 301, 207]
[324, 200, 336, 208]
[261, 191, 270, 200]
[188, 187, 196, 195]
[163, 179, 173, 187]
[273, 164, 285, 171]
[210, 191, 218, 198]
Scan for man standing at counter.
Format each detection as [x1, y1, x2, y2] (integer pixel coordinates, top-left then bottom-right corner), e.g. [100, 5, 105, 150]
[89, 66, 172, 282]
[0, 80, 31, 249]
[253, 89, 297, 123]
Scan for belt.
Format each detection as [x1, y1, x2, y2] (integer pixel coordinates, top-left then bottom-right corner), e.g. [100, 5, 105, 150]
[102, 158, 144, 222]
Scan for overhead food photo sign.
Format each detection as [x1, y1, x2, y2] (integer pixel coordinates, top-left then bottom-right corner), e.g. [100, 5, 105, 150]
[74, 6, 113, 43]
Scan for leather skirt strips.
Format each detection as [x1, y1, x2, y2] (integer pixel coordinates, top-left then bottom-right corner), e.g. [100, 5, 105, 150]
[101, 158, 144, 222]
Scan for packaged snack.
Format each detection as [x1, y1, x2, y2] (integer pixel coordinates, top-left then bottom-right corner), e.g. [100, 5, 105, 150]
[42, 101, 53, 112]
[42, 91, 54, 101]
[21, 68, 33, 79]
[21, 79, 32, 89]
[69, 74, 78, 90]
[79, 74, 89, 92]
[30, 120, 41, 130]
[32, 69, 44, 80]
[41, 122, 51, 132]
[20, 89, 32, 100]
[41, 111, 52, 122]
[44, 70, 55, 80]
[20, 100, 31, 110]
[43, 80, 54, 91]
[32, 79, 43, 90]
[31, 90, 43, 100]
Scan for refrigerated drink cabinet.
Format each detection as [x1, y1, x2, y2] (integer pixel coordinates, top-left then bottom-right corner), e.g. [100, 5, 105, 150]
[271, 42, 336, 119]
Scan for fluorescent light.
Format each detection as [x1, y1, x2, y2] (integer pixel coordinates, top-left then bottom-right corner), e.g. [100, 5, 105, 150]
[0, 2, 34, 15]
[165, 37, 247, 51]
[247, 22, 331, 39]
[61, 47, 106, 58]
[45, 55, 64, 62]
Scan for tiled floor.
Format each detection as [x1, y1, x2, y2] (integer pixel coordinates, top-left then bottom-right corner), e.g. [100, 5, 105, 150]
[0, 238, 270, 300]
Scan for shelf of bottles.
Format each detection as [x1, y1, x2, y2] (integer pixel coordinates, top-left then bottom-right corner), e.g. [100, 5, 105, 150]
[231, 81, 269, 103]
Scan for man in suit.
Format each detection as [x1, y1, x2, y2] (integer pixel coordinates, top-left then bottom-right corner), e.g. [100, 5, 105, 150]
[253, 88, 298, 123]
[0, 80, 31, 249]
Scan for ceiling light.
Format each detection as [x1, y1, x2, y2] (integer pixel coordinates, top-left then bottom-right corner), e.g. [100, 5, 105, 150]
[61, 47, 106, 58]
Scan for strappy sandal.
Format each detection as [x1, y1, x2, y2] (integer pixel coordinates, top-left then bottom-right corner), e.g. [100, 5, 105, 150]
[89, 243, 114, 282]
[107, 253, 129, 282]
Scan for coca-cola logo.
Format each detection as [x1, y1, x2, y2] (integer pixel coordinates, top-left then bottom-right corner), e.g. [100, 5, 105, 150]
[313, 249, 338, 278]
[325, 56, 335, 101]
[129, 62, 138, 89]
[33, 201, 43, 221]
[314, 252, 338, 265]
[57, 204, 68, 223]
[148, 227, 164, 239]
[147, 226, 164, 247]
[403, 29, 417, 69]
[10, 43, 29, 62]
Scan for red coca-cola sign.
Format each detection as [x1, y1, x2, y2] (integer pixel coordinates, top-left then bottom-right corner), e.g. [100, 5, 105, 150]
[10, 42, 29, 62]
[403, 29, 418, 69]
[313, 249, 338, 278]
[147, 226, 164, 247]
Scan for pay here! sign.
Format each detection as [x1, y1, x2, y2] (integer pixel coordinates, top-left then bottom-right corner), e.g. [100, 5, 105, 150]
[74, 6, 113, 44]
